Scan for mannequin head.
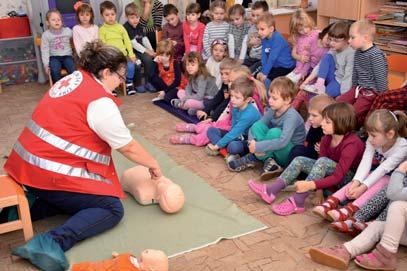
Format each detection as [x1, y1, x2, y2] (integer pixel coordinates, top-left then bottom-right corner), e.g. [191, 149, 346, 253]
[121, 166, 185, 213]
[139, 249, 168, 271]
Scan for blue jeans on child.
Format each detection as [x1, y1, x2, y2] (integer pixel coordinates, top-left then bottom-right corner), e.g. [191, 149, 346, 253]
[49, 56, 76, 83]
[207, 127, 247, 155]
[135, 52, 155, 86]
[25, 185, 124, 252]
[126, 60, 140, 84]
[318, 53, 341, 97]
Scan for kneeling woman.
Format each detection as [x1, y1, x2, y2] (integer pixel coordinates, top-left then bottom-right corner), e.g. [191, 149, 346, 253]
[4, 41, 162, 270]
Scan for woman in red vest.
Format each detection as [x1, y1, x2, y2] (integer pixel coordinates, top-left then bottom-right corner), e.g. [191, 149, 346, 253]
[4, 41, 162, 271]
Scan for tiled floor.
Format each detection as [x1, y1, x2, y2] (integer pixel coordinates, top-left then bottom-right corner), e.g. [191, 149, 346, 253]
[1, 83, 406, 271]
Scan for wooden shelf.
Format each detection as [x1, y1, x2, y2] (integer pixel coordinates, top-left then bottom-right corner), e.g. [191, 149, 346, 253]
[377, 44, 407, 55]
[373, 19, 407, 27]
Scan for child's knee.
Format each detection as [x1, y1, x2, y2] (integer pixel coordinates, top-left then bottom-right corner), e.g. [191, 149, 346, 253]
[266, 128, 282, 139]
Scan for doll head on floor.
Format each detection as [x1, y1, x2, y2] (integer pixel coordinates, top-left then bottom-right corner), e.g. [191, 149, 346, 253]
[121, 166, 185, 213]
[72, 249, 169, 271]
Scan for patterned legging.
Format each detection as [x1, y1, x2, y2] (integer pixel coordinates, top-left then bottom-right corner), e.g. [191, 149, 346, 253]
[280, 156, 354, 187]
[354, 186, 390, 222]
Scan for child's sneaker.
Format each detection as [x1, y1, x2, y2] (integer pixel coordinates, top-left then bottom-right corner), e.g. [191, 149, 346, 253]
[327, 203, 359, 222]
[309, 245, 351, 270]
[354, 244, 397, 271]
[112, 90, 118, 97]
[126, 83, 136, 95]
[227, 153, 258, 172]
[286, 71, 302, 84]
[175, 123, 196, 132]
[260, 158, 283, 181]
[170, 99, 181, 108]
[144, 82, 157, 93]
[303, 83, 326, 94]
[312, 196, 340, 220]
[169, 134, 192, 144]
[225, 154, 239, 164]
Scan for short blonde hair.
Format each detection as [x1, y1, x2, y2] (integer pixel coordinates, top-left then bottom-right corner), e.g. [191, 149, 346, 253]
[352, 20, 376, 41]
[257, 13, 275, 28]
[219, 58, 238, 71]
[156, 40, 174, 57]
[269, 77, 296, 101]
[289, 9, 315, 36]
[308, 94, 335, 113]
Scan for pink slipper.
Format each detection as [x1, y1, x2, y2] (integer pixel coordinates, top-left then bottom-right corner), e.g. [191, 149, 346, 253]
[271, 196, 305, 216]
[248, 179, 275, 204]
[169, 134, 191, 144]
[175, 123, 196, 132]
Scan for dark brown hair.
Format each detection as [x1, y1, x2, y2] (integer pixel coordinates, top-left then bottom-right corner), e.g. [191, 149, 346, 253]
[322, 102, 356, 135]
[79, 40, 127, 79]
[230, 76, 254, 100]
[124, 2, 138, 16]
[365, 109, 407, 138]
[228, 4, 245, 17]
[328, 21, 351, 40]
[210, 0, 226, 12]
[76, 3, 94, 25]
[319, 23, 334, 39]
[269, 76, 296, 101]
[186, 3, 201, 15]
[184, 52, 211, 79]
[163, 4, 178, 17]
[100, 0, 117, 14]
[252, 1, 269, 12]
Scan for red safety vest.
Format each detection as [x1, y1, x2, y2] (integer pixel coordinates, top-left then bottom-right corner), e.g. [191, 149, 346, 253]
[4, 70, 125, 198]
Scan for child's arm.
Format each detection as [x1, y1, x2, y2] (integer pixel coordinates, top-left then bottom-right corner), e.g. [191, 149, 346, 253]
[386, 161, 407, 201]
[362, 140, 407, 188]
[150, 64, 168, 91]
[198, 23, 205, 54]
[40, 32, 50, 72]
[153, 0, 163, 29]
[239, 35, 248, 61]
[162, 25, 169, 40]
[215, 107, 261, 148]
[371, 52, 388, 92]
[261, 38, 284, 76]
[168, 61, 182, 90]
[184, 76, 207, 100]
[99, 27, 107, 44]
[202, 24, 211, 59]
[72, 26, 82, 56]
[121, 26, 135, 58]
[339, 49, 354, 94]
[351, 55, 358, 88]
[228, 33, 235, 58]
[352, 141, 375, 184]
[183, 22, 191, 53]
[131, 38, 147, 54]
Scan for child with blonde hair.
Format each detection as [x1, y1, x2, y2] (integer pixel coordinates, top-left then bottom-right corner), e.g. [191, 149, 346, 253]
[41, 9, 75, 83]
[313, 110, 407, 222]
[73, 3, 99, 56]
[171, 52, 218, 115]
[151, 40, 187, 102]
[248, 103, 365, 216]
[285, 9, 320, 84]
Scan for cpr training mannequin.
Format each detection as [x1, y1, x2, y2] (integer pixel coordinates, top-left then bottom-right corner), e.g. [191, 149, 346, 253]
[121, 166, 185, 213]
[72, 249, 168, 271]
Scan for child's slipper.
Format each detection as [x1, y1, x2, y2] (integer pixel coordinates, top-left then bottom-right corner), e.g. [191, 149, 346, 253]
[248, 179, 275, 204]
[271, 196, 305, 216]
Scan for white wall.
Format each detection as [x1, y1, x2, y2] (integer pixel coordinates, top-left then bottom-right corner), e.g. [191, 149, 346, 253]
[0, 0, 28, 17]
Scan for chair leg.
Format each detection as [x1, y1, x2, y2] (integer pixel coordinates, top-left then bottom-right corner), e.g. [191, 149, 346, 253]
[48, 71, 53, 87]
[122, 83, 126, 96]
[17, 195, 34, 241]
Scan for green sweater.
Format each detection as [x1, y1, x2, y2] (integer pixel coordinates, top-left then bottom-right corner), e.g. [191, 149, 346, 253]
[99, 22, 135, 58]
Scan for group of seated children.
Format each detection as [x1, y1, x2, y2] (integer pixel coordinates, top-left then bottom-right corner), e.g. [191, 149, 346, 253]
[39, 1, 407, 269]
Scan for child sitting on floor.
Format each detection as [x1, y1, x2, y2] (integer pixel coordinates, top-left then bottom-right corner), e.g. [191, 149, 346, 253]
[227, 77, 305, 178]
[171, 52, 218, 115]
[309, 160, 407, 271]
[313, 110, 407, 222]
[248, 103, 365, 216]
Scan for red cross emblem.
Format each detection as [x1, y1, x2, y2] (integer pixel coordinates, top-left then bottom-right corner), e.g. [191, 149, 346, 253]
[58, 77, 72, 90]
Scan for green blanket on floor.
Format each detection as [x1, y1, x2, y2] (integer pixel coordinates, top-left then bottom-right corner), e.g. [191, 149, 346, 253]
[66, 134, 266, 263]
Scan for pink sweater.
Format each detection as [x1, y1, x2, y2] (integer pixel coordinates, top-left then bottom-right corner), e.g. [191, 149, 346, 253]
[183, 21, 205, 54]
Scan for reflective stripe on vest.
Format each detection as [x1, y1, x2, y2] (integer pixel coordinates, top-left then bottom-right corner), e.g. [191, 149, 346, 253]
[13, 141, 112, 184]
[27, 119, 110, 165]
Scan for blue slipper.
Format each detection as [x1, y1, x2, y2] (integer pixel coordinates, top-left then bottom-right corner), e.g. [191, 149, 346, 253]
[12, 233, 69, 271]
[144, 82, 157, 93]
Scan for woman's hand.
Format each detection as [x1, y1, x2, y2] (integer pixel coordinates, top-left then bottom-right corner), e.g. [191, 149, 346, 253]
[295, 180, 316, 193]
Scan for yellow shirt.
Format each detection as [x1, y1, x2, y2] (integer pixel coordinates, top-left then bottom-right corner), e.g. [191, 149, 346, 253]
[99, 22, 135, 58]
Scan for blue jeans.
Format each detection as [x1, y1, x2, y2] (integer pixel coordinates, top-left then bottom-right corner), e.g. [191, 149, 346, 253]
[318, 53, 341, 97]
[207, 127, 247, 155]
[135, 52, 155, 85]
[49, 56, 75, 83]
[127, 60, 141, 84]
[25, 186, 124, 252]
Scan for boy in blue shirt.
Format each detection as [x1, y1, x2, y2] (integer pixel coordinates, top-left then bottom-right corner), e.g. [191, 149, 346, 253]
[255, 13, 295, 90]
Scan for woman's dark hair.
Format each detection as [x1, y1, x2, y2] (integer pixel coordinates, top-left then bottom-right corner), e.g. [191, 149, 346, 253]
[79, 40, 127, 78]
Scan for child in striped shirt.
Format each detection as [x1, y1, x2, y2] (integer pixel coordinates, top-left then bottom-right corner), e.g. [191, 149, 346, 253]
[227, 4, 250, 62]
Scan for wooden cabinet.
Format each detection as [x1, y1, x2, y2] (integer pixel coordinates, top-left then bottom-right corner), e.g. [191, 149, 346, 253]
[317, 0, 388, 28]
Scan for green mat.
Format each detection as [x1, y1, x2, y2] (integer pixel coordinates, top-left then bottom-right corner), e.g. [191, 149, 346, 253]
[66, 134, 266, 263]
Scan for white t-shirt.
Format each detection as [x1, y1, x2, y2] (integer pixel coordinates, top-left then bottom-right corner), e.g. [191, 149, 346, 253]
[87, 97, 133, 150]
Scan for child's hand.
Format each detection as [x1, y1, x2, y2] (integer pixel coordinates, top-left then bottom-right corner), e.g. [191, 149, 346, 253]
[130, 56, 137, 63]
[348, 184, 368, 199]
[171, 40, 177, 46]
[44, 66, 50, 75]
[207, 143, 219, 151]
[248, 140, 256, 153]
[224, 92, 230, 99]
[312, 189, 324, 206]
[197, 110, 207, 120]
[398, 160, 407, 173]
[300, 55, 310, 63]
[314, 142, 320, 154]
[295, 180, 316, 193]
[345, 180, 361, 198]
[256, 72, 266, 82]
[145, 49, 156, 57]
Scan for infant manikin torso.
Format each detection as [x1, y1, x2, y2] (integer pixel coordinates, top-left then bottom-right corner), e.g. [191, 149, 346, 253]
[121, 166, 185, 213]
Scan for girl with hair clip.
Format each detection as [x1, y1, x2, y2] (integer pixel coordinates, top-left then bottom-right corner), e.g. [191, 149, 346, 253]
[285, 9, 320, 84]
[248, 103, 365, 216]
[309, 161, 407, 271]
[150, 40, 187, 102]
[73, 2, 99, 56]
[171, 52, 218, 115]
[313, 110, 407, 223]
[206, 39, 228, 89]
[169, 77, 261, 159]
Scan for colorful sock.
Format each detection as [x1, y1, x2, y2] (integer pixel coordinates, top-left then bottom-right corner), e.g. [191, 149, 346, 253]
[322, 197, 338, 208]
[266, 178, 286, 196]
[293, 192, 309, 208]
